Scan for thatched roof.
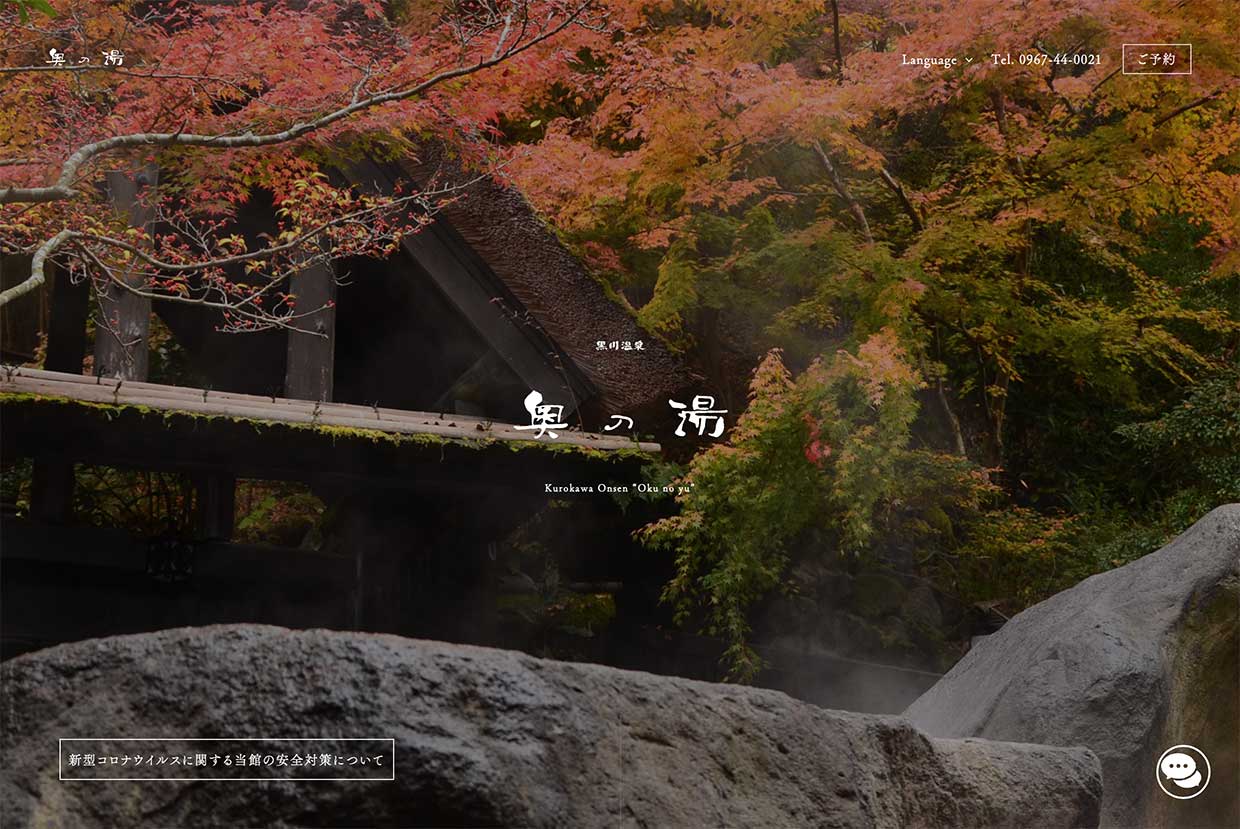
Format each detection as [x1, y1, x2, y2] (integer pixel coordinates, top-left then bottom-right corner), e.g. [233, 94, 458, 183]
[103, 1, 699, 427]
[358, 147, 699, 426]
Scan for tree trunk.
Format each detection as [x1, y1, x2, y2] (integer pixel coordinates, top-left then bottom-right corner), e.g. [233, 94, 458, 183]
[936, 379, 968, 457]
[94, 168, 158, 381]
[829, 0, 844, 79]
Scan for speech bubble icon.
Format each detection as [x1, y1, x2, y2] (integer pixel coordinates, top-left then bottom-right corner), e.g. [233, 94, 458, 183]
[1156, 745, 1211, 800]
[1161, 752, 1197, 780]
[1174, 770, 1203, 789]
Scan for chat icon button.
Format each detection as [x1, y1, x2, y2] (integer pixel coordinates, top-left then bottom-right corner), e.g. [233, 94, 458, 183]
[1157, 745, 1210, 800]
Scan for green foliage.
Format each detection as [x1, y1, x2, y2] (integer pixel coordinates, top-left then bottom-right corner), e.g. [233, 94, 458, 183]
[925, 363, 1238, 613]
[943, 482, 1234, 614]
[640, 351, 818, 679]
[566, 0, 1240, 679]
[0, 458, 33, 516]
[737, 205, 778, 252]
[945, 508, 1081, 610]
[4, 0, 56, 23]
[233, 480, 327, 547]
[611, 456, 685, 513]
[1117, 363, 1240, 502]
[546, 592, 617, 636]
[637, 239, 699, 348]
[641, 336, 956, 679]
[147, 316, 205, 387]
[73, 465, 197, 537]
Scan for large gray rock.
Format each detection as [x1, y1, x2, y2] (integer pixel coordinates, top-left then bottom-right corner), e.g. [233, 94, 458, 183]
[906, 504, 1240, 829]
[1, 625, 1100, 828]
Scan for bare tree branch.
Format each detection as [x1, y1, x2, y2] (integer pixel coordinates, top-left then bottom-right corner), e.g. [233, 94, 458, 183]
[936, 378, 967, 457]
[0, 0, 597, 207]
[6, 166, 496, 331]
[0, 228, 70, 307]
[879, 167, 924, 232]
[0, 0, 602, 313]
[812, 140, 873, 244]
[1151, 87, 1228, 129]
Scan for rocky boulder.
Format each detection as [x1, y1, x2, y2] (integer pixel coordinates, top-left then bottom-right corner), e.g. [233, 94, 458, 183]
[906, 504, 1240, 828]
[3, 625, 1100, 828]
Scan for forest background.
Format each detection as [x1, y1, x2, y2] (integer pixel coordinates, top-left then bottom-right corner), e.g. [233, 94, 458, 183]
[2, 0, 1238, 678]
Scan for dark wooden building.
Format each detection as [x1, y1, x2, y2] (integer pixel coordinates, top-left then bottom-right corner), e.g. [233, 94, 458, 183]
[0, 155, 696, 658]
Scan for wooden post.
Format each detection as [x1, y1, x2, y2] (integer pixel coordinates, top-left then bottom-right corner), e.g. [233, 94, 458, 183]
[94, 168, 157, 381]
[195, 472, 236, 541]
[353, 543, 406, 634]
[43, 262, 90, 374]
[29, 462, 75, 524]
[30, 258, 88, 523]
[284, 261, 336, 402]
[0, 254, 48, 363]
[339, 495, 405, 634]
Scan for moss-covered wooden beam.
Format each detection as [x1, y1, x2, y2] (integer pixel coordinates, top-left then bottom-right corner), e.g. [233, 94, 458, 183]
[1, 367, 659, 459]
[1, 372, 657, 494]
